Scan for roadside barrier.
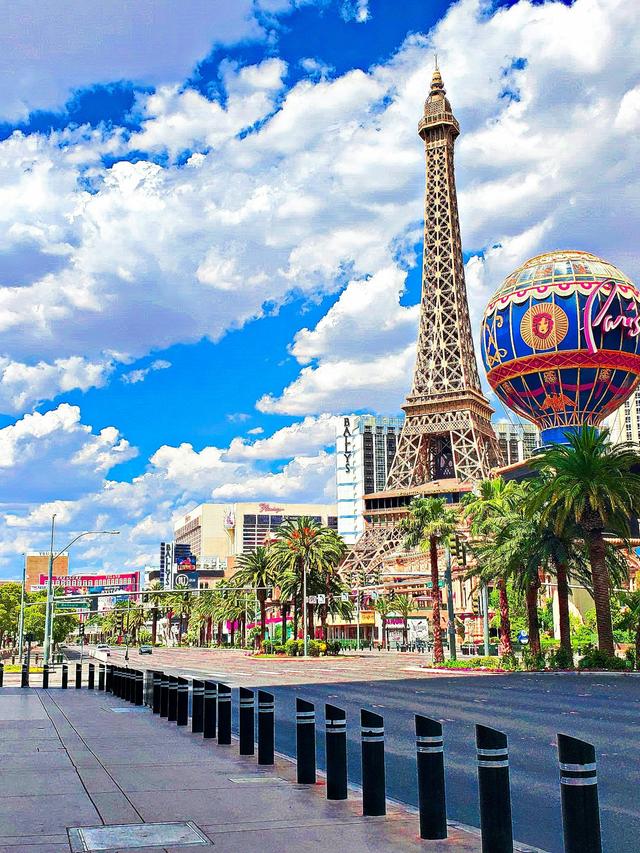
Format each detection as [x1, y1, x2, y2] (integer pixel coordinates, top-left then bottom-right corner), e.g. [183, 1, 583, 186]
[22, 660, 607, 852]
[217, 682, 232, 745]
[257, 690, 275, 766]
[0, 661, 3, 686]
[239, 687, 255, 756]
[160, 673, 169, 717]
[167, 675, 178, 721]
[177, 677, 189, 725]
[203, 680, 217, 738]
[361, 709, 385, 817]
[191, 679, 204, 733]
[415, 715, 447, 840]
[476, 724, 513, 853]
[152, 671, 161, 714]
[558, 734, 602, 853]
[296, 698, 316, 784]
[135, 670, 144, 707]
[325, 703, 347, 800]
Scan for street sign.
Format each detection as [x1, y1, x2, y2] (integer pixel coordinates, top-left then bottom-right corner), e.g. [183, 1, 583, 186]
[307, 595, 317, 604]
[517, 631, 529, 644]
[56, 600, 89, 610]
[317, 594, 326, 604]
[340, 593, 349, 602]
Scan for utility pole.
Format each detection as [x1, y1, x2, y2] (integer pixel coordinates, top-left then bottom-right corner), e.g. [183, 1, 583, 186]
[302, 554, 309, 657]
[356, 588, 361, 651]
[482, 583, 491, 655]
[17, 553, 26, 662]
[43, 514, 57, 666]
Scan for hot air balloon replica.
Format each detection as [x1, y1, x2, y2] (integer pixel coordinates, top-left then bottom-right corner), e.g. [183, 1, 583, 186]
[481, 250, 640, 445]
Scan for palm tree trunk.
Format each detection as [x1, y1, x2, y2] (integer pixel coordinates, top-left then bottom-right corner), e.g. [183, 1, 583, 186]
[497, 579, 512, 655]
[554, 559, 572, 654]
[381, 617, 387, 650]
[151, 609, 158, 644]
[586, 530, 615, 655]
[403, 617, 408, 646]
[525, 577, 541, 655]
[635, 620, 640, 671]
[293, 594, 299, 639]
[430, 536, 444, 663]
[259, 594, 267, 646]
[280, 603, 287, 643]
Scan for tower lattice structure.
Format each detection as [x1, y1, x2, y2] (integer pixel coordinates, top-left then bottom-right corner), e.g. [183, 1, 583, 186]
[343, 67, 501, 583]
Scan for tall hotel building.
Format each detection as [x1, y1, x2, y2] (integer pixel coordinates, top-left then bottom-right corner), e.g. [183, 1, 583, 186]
[335, 415, 403, 544]
[494, 419, 540, 465]
[604, 389, 640, 445]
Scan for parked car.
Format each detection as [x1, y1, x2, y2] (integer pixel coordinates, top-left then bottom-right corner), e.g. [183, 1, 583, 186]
[138, 645, 153, 655]
[96, 644, 111, 656]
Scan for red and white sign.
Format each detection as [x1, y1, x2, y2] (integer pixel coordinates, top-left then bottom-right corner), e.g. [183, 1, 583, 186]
[38, 572, 139, 593]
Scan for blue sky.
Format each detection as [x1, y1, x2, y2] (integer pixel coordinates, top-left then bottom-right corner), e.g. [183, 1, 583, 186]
[0, 0, 638, 576]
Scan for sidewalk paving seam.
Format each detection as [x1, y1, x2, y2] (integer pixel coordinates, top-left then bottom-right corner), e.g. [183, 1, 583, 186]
[39, 688, 146, 826]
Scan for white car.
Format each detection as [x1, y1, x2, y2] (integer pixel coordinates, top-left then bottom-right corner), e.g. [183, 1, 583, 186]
[96, 644, 111, 656]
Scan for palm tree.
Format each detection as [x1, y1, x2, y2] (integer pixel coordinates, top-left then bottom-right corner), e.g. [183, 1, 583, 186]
[234, 546, 274, 646]
[392, 594, 412, 646]
[531, 426, 640, 655]
[373, 595, 392, 649]
[462, 478, 524, 656]
[269, 517, 346, 649]
[166, 590, 195, 644]
[143, 581, 165, 644]
[618, 589, 640, 669]
[194, 590, 218, 645]
[400, 497, 457, 663]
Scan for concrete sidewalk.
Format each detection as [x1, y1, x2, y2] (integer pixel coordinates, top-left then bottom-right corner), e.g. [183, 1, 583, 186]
[0, 685, 487, 853]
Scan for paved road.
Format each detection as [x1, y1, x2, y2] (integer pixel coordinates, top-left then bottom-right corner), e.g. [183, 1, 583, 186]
[82, 648, 640, 852]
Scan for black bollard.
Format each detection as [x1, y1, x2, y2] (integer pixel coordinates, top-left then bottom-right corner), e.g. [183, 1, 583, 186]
[415, 715, 447, 840]
[177, 677, 189, 726]
[98, 664, 105, 691]
[296, 698, 316, 784]
[21, 662, 29, 688]
[203, 680, 217, 738]
[62, 662, 68, 689]
[558, 734, 602, 853]
[42, 664, 49, 689]
[239, 687, 255, 756]
[257, 690, 275, 766]
[160, 673, 169, 717]
[476, 724, 513, 853]
[191, 679, 204, 733]
[361, 709, 386, 816]
[125, 668, 133, 703]
[75, 663, 82, 689]
[113, 666, 120, 697]
[0, 661, 3, 687]
[152, 672, 162, 714]
[168, 676, 178, 721]
[217, 682, 232, 745]
[135, 670, 144, 706]
[325, 703, 347, 800]
[105, 664, 112, 693]
[88, 663, 95, 690]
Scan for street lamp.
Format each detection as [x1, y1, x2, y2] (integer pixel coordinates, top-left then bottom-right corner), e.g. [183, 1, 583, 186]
[17, 553, 26, 662]
[302, 554, 309, 658]
[42, 520, 119, 665]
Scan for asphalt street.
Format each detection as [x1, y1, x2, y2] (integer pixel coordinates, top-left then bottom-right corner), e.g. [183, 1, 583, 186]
[241, 674, 639, 853]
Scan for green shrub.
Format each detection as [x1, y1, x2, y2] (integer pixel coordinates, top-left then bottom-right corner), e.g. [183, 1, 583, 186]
[578, 646, 629, 671]
[471, 656, 501, 668]
[548, 646, 574, 670]
[625, 649, 637, 670]
[273, 644, 286, 655]
[498, 653, 520, 671]
[326, 640, 342, 655]
[307, 640, 322, 657]
[522, 648, 546, 671]
[285, 638, 297, 656]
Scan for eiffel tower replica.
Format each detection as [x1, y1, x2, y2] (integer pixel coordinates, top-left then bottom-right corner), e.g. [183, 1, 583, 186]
[343, 65, 501, 582]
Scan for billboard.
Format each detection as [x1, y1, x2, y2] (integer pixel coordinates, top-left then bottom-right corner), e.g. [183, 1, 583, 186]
[39, 572, 139, 594]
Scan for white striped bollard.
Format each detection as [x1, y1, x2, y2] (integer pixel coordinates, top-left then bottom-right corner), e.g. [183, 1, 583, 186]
[558, 733, 602, 853]
[257, 690, 274, 766]
[476, 724, 513, 853]
[191, 679, 204, 733]
[167, 675, 178, 721]
[98, 664, 105, 691]
[160, 672, 169, 717]
[239, 687, 255, 756]
[203, 680, 217, 738]
[217, 683, 232, 745]
[296, 698, 316, 784]
[88, 663, 95, 690]
[152, 671, 161, 713]
[177, 677, 189, 725]
[416, 715, 447, 839]
[361, 709, 385, 816]
[135, 670, 144, 706]
[42, 663, 49, 689]
[325, 703, 347, 800]
[75, 663, 82, 689]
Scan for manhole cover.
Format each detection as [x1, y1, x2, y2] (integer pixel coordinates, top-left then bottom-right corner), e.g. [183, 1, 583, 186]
[229, 775, 285, 784]
[111, 707, 149, 713]
[68, 821, 209, 851]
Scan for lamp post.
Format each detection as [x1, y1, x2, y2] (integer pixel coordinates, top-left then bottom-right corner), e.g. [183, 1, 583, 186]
[302, 553, 309, 658]
[17, 553, 26, 662]
[43, 525, 119, 665]
[444, 543, 457, 661]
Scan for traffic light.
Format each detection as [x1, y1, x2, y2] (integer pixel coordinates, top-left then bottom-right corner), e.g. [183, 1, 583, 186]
[472, 594, 480, 618]
[78, 624, 85, 638]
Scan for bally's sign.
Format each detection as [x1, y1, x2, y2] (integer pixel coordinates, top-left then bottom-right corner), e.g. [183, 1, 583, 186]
[343, 417, 352, 473]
